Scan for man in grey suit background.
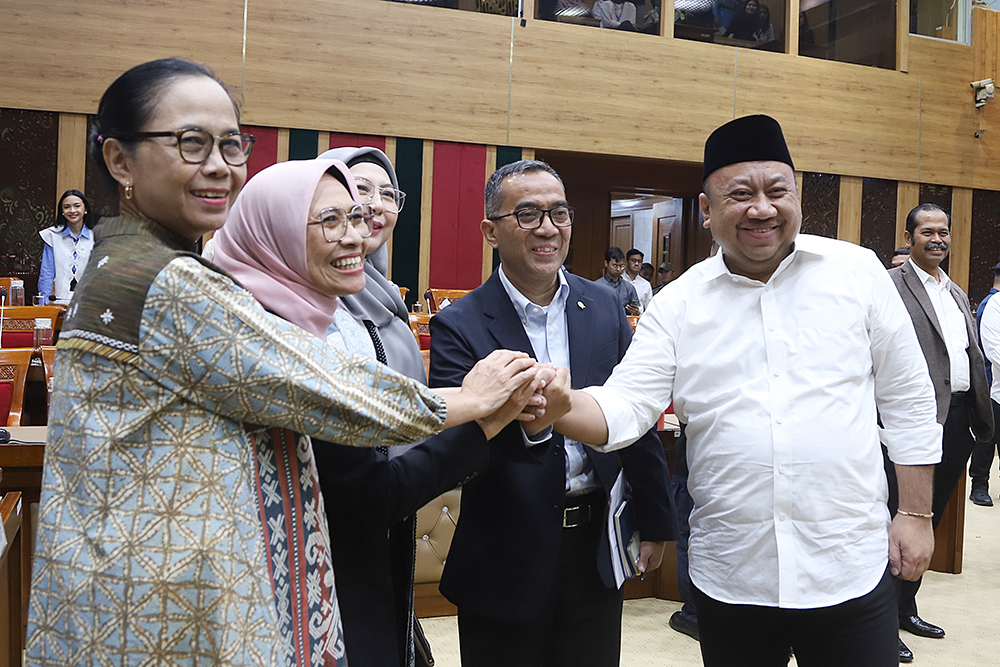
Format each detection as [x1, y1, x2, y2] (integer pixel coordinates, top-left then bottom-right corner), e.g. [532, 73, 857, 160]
[888, 202, 994, 662]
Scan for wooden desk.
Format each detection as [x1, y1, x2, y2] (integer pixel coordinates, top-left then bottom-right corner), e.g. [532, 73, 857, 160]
[0, 491, 23, 667]
[0, 425, 45, 646]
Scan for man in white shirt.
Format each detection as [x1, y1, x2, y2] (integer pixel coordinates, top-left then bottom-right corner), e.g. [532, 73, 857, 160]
[527, 115, 942, 667]
[887, 203, 994, 661]
[977, 269, 1000, 506]
[624, 248, 653, 309]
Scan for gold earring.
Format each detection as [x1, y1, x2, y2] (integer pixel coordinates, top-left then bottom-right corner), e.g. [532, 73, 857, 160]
[124, 183, 133, 200]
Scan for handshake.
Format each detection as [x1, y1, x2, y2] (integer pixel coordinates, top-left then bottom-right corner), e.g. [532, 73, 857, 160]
[458, 350, 572, 440]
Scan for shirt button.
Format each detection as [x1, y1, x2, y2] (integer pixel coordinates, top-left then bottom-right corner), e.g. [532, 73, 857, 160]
[776, 417, 784, 424]
[768, 326, 775, 332]
[773, 371, 780, 377]
[779, 513, 787, 521]
[778, 466, 785, 474]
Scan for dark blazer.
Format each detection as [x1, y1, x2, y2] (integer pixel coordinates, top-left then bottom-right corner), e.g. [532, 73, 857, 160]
[429, 270, 673, 622]
[890, 262, 993, 441]
[314, 422, 485, 667]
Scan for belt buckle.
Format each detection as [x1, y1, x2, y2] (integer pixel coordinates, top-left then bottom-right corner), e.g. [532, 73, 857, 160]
[562, 504, 589, 528]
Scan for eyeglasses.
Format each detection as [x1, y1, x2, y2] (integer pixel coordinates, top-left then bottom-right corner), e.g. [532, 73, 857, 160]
[117, 129, 256, 166]
[307, 204, 374, 243]
[354, 177, 406, 213]
[488, 206, 575, 230]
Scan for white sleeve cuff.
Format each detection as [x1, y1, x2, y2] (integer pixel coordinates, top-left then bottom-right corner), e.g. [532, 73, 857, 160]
[580, 385, 645, 452]
[880, 424, 943, 465]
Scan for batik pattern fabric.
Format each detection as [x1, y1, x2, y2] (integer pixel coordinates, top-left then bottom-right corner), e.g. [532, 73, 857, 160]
[252, 427, 343, 667]
[26, 217, 446, 667]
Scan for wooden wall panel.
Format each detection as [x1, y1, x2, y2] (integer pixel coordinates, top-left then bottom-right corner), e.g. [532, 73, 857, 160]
[508, 26, 735, 163]
[736, 51, 920, 181]
[897, 181, 921, 247]
[4, 0, 1000, 191]
[837, 175, 863, 244]
[1, 0, 244, 115]
[950, 186, 973, 292]
[908, 36, 994, 190]
[243, 0, 512, 145]
[56, 114, 88, 199]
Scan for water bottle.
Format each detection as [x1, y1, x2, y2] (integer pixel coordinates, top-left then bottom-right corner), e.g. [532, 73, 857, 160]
[10, 279, 24, 306]
[34, 317, 53, 347]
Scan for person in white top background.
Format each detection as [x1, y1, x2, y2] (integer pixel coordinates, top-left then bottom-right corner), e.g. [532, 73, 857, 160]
[886, 203, 993, 663]
[38, 188, 95, 302]
[527, 114, 942, 667]
[624, 248, 653, 310]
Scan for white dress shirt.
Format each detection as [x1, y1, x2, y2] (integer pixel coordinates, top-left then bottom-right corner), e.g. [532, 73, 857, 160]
[584, 235, 941, 609]
[908, 260, 971, 393]
[979, 295, 1000, 402]
[498, 266, 600, 496]
[625, 273, 653, 310]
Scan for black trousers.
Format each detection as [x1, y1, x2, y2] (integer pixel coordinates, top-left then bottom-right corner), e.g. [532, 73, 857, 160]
[968, 399, 1000, 487]
[885, 398, 976, 618]
[457, 514, 624, 667]
[693, 567, 898, 667]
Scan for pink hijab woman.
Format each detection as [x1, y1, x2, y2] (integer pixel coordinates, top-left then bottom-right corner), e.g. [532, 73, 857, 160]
[213, 158, 363, 337]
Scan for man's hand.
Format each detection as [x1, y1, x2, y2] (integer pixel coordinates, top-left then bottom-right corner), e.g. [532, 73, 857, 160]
[625, 303, 641, 317]
[522, 366, 572, 435]
[637, 540, 666, 576]
[888, 514, 934, 581]
[476, 365, 551, 440]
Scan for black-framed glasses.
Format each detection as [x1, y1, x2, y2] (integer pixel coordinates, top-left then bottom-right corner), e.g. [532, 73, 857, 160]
[117, 129, 256, 166]
[307, 204, 374, 243]
[354, 177, 406, 213]
[488, 206, 575, 230]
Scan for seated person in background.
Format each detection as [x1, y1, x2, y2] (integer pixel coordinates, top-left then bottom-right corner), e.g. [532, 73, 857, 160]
[713, 0, 742, 33]
[594, 246, 642, 315]
[724, 0, 760, 40]
[891, 246, 911, 268]
[754, 3, 775, 42]
[38, 188, 95, 302]
[593, 0, 638, 30]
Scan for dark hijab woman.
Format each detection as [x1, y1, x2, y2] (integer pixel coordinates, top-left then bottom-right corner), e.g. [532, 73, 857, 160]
[25, 59, 524, 667]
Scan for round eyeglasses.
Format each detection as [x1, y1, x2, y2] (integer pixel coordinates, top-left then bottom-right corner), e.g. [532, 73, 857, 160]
[354, 177, 406, 214]
[307, 204, 374, 243]
[488, 206, 575, 230]
[117, 129, 256, 166]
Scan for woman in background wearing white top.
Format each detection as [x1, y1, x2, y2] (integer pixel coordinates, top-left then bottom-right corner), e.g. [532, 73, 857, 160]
[38, 189, 95, 302]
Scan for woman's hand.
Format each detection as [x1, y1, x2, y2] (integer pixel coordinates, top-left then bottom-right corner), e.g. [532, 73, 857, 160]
[461, 350, 539, 415]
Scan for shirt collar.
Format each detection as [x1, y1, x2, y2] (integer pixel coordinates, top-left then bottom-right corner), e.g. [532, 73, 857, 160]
[908, 258, 949, 288]
[698, 234, 822, 286]
[61, 225, 93, 240]
[498, 264, 570, 319]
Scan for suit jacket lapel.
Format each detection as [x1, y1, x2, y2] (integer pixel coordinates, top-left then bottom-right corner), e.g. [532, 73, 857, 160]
[901, 262, 946, 342]
[482, 272, 536, 357]
[565, 279, 595, 390]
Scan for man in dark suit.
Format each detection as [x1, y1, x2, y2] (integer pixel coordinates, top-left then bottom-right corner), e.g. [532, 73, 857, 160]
[888, 203, 994, 662]
[429, 159, 673, 667]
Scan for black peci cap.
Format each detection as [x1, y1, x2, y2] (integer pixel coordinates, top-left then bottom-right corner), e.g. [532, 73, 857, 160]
[703, 114, 794, 182]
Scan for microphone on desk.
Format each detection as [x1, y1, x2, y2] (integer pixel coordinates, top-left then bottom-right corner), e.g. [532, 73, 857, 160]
[0, 428, 10, 444]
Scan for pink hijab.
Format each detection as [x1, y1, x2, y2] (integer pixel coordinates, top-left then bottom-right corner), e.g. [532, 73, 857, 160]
[212, 158, 362, 338]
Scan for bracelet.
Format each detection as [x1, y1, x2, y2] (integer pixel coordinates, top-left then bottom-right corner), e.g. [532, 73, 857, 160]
[897, 509, 934, 519]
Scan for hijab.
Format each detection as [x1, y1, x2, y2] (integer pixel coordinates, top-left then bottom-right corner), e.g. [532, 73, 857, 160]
[318, 146, 426, 383]
[212, 158, 362, 339]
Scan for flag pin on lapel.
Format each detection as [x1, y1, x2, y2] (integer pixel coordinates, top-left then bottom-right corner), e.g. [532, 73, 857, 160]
[577, 301, 585, 309]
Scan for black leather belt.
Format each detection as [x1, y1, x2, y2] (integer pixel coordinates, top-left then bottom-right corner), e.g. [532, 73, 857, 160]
[563, 491, 605, 528]
[951, 391, 970, 406]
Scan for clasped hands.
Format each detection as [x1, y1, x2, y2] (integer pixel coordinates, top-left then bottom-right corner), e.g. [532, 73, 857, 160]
[460, 350, 572, 440]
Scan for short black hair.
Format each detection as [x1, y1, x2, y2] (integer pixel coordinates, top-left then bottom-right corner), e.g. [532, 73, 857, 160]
[892, 246, 911, 257]
[90, 58, 235, 191]
[484, 159, 564, 220]
[641, 262, 655, 272]
[905, 203, 950, 237]
[626, 248, 643, 261]
[994, 262, 1000, 281]
[54, 189, 95, 231]
[605, 247, 625, 263]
